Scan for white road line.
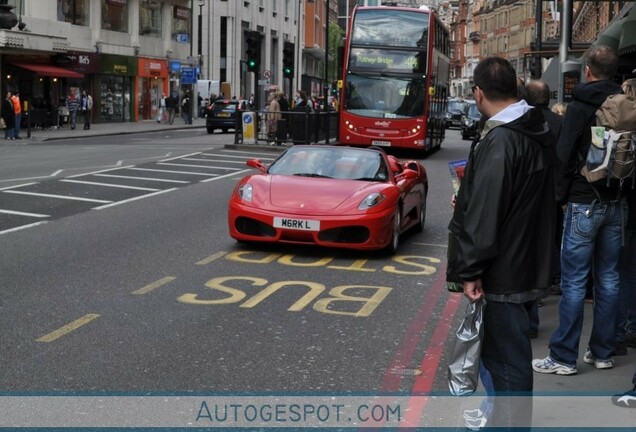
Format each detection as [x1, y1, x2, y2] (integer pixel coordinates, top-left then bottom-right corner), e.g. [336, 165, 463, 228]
[157, 162, 241, 171]
[0, 182, 39, 191]
[222, 149, 283, 157]
[159, 152, 202, 162]
[127, 167, 218, 177]
[92, 188, 177, 210]
[60, 179, 161, 192]
[51, 170, 64, 177]
[200, 169, 251, 182]
[2, 190, 112, 203]
[0, 221, 48, 235]
[181, 158, 249, 164]
[0, 209, 50, 218]
[93, 173, 190, 184]
[66, 165, 135, 179]
[203, 153, 276, 160]
[116, 160, 123, 166]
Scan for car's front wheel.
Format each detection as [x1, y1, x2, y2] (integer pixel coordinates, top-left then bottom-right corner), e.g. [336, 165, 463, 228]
[415, 195, 426, 233]
[207, 126, 214, 134]
[385, 209, 401, 255]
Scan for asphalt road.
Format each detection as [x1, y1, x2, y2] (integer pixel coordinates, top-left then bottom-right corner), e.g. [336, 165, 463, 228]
[0, 129, 467, 393]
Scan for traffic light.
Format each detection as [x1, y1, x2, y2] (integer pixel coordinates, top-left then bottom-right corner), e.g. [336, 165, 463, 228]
[246, 31, 261, 73]
[530, 57, 542, 79]
[282, 41, 294, 78]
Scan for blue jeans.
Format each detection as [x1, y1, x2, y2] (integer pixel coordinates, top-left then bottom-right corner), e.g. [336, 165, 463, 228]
[617, 229, 636, 342]
[549, 200, 626, 366]
[69, 109, 77, 129]
[14, 113, 20, 138]
[481, 300, 533, 429]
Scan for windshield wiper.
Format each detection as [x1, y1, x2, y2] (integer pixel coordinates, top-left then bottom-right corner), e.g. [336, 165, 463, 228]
[293, 173, 332, 178]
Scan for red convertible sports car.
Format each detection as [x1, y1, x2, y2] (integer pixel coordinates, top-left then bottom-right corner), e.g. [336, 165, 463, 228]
[228, 145, 428, 253]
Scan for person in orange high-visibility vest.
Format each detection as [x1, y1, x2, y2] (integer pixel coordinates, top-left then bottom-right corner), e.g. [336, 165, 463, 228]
[11, 91, 21, 139]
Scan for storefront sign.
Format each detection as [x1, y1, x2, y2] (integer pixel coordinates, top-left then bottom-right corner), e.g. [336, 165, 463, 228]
[106, 0, 126, 5]
[174, 6, 190, 20]
[55, 51, 101, 74]
[174, 33, 189, 44]
[138, 58, 167, 78]
[101, 54, 137, 76]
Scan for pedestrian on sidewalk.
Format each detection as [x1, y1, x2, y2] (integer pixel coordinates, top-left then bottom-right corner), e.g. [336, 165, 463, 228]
[166, 92, 177, 125]
[447, 56, 556, 430]
[2, 91, 15, 140]
[157, 93, 167, 123]
[11, 91, 21, 139]
[80, 90, 93, 130]
[66, 89, 79, 130]
[181, 91, 192, 125]
[615, 78, 636, 356]
[532, 45, 625, 376]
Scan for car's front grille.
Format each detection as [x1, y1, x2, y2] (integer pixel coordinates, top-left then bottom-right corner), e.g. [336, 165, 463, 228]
[318, 226, 370, 244]
[235, 217, 276, 237]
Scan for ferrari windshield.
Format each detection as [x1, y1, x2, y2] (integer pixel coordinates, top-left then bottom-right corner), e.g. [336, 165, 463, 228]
[268, 147, 389, 181]
[344, 73, 427, 119]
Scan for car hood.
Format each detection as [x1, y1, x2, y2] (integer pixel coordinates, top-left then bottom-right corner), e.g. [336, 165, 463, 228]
[268, 175, 379, 211]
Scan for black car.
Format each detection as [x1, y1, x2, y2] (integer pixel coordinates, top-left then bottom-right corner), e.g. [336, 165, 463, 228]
[444, 98, 469, 129]
[461, 102, 482, 140]
[205, 99, 248, 134]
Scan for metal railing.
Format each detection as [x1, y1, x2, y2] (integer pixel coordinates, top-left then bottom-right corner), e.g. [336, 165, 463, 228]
[234, 109, 339, 146]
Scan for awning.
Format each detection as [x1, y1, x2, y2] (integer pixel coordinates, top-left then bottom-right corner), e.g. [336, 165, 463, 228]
[619, 4, 636, 56]
[12, 63, 84, 78]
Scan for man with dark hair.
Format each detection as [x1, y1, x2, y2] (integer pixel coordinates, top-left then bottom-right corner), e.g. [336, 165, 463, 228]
[448, 56, 556, 429]
[533, 45, 625, 376]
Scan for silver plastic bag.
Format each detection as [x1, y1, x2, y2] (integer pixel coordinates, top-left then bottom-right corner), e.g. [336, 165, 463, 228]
[448, 298, 485, 396]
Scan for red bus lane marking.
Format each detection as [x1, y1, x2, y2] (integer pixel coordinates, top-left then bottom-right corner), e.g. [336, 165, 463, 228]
[372, 266, 462, 429]
[402, 292, 462, 427]
[379, 268, 451, 392]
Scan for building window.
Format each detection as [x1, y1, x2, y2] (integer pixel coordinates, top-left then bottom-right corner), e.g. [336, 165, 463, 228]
[57, 0, 90, 26]
[102, 0, 128, 32]
[140, 0, 162, 36]
[172, 5, 191, 42]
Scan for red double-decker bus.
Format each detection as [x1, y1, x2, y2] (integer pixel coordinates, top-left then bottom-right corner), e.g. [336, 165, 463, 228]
[338, 5, 451, 153]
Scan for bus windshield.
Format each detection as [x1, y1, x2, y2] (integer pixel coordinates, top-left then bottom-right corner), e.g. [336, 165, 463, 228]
[351, 9, 429, 48]
[344, 73, 427, 119]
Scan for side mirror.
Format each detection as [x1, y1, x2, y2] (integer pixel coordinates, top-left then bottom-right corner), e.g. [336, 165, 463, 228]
[395, 169, 418, 181]
[246, 159, 268, 173]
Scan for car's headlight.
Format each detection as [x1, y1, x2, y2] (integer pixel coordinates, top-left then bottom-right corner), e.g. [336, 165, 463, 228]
[238, 184, 253, 202]
[358, 192, 385, 210]
[445, 113, 451, 119]
[464, 119, 473, 127]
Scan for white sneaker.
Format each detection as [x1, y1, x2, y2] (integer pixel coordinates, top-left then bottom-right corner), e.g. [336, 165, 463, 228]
[464, 415, 487, 430]
[583, 348, 614, 369]
[532, 356, 578, 375]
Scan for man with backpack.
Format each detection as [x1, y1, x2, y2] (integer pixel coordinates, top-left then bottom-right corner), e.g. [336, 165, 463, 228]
[533, 45, 626, 376]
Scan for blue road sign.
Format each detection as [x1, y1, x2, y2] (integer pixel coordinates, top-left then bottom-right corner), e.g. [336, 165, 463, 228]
[181, 67, 197, 84]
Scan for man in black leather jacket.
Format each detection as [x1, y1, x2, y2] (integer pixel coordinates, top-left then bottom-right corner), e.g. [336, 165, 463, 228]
[448, 57, 556, 429]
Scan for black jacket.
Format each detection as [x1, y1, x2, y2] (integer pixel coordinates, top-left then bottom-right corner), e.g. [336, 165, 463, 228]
[555, 80, 623, 203]
[448, 106, 557, 296]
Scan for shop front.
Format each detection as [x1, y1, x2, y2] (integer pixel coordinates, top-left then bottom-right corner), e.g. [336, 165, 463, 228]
[96, 55, 137, 123]
[137, 58, 168, 121]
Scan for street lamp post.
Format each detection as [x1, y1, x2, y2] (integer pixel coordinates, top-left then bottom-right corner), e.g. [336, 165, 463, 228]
[324, 0, 330, 143]
[195, 0, 205, 121]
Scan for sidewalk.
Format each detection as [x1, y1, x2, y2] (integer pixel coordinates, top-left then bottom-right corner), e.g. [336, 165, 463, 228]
[16, 117, 207, 142]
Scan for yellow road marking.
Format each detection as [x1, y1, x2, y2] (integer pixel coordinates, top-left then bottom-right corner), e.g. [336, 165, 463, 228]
[195, 251, 227, 265]
[413, 242, 448, 248]
[36, 314, 101, 343]
[132, 276, 176, 295]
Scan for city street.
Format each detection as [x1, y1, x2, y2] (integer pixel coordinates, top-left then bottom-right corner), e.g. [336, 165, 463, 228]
[1, 128, 635, 428]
